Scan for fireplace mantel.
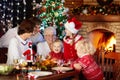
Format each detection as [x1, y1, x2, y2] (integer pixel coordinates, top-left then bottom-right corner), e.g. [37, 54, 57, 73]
[75, 15, 120, 22]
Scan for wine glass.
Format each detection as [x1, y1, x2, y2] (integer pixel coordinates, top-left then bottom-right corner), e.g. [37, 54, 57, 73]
[13, 58, 19, 69]
[13, 59, 19, 64]
[36, 55, 42, 62]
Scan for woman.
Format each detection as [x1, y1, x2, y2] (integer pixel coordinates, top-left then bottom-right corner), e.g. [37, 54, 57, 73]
[37, 27, 57, 60]
[7, 19, 36, 64]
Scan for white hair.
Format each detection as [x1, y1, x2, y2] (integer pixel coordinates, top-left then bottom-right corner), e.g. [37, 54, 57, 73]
[44, 27, 56, 35]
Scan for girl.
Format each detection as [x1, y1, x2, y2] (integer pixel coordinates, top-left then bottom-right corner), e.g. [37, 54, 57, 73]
[63, 17, 83, 63]
[71, 39, 104, 80]
[47, 39, 63, 65]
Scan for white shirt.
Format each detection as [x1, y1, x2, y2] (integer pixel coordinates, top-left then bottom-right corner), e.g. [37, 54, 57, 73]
[0, 26, 18, 48]
[7, 35, 29, 64]
[37, 41, 51, 60]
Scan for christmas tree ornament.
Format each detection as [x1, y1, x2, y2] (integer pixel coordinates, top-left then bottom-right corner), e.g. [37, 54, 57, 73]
[82, 9, 88, 15]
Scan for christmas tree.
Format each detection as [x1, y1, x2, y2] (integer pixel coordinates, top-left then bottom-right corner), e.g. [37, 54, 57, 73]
[33, 0, 69, 40]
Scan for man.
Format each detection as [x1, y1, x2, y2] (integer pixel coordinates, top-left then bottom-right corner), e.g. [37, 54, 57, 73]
[0, 17, 44, 48]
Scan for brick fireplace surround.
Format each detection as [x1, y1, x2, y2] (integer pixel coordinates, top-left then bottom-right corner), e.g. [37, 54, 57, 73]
[76, 15, 120, 52]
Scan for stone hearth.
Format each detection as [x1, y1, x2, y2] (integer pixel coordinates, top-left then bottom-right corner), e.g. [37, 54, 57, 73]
[77, 15, 120, 52]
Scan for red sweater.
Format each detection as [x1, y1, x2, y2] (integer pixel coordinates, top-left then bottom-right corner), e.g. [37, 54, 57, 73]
[71, 54, 103, 80]
[49, 51, 63, 60]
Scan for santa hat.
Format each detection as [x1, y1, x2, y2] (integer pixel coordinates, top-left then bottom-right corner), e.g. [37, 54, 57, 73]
[64, 17, 82, 34]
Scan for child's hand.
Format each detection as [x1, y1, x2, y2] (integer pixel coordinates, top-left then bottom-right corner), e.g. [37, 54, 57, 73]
[73, 63, 82, 71]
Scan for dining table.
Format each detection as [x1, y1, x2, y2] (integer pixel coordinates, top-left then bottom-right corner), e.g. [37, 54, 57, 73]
[0, 69, 79, 80]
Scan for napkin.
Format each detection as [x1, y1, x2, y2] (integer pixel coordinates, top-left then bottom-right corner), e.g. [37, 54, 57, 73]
[27, 73, 38, 80]
[27, 71, 53, 79]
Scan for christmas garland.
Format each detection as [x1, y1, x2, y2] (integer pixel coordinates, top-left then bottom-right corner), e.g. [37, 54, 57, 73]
[97, 0, 113, 6]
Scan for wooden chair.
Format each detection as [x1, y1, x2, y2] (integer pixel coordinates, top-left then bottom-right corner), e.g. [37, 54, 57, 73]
[105, 52, 120, 80]
[94, 50, 116, 80]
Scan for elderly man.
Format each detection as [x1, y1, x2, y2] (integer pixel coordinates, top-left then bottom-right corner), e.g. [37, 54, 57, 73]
[37, 27, 57, 60]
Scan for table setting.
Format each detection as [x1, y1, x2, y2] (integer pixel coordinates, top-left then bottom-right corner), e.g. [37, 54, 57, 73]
[0, 56, 75, 80]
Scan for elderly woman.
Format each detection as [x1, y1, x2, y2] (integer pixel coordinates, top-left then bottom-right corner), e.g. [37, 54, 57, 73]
[37, 27, 57, 60]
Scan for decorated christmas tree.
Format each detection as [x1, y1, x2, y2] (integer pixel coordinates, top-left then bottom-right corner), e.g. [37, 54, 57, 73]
[33, 0, 69, 40]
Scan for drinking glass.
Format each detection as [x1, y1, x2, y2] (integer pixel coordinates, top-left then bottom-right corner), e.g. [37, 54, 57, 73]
[13, 58, 20, 69]
[13, 59, 19, 65]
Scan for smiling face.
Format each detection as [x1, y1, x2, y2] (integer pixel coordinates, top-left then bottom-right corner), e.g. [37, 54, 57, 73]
[52, 41, 62, 53]
[44, 27, 56, 45]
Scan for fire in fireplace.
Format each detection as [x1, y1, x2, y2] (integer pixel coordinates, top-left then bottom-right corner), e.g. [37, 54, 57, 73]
[88, 29, 116, 52]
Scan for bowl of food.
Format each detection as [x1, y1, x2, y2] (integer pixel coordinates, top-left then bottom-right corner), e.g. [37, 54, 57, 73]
[0, 64, 14, 75]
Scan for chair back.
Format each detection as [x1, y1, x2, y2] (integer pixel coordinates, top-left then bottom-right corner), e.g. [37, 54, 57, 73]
[105, 52, 120, 80]
[94, 51, 119, 80]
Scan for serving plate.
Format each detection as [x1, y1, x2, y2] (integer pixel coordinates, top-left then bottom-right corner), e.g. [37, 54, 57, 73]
[52, 67, 73, 72]
[28, 71, 52, 77]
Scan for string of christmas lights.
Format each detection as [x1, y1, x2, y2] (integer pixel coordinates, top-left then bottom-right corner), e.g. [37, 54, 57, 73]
[0, 0, 27, 32]
[72, 4, 120, 16]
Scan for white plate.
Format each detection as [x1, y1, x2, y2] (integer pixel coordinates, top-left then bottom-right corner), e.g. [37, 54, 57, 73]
[28, 71, 52, 77]
[52, 67, 73, 72]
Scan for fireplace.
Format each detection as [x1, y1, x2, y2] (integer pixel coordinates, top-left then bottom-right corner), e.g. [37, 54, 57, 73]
[77, 16, 120, 52]
[88, 29, 116, 52]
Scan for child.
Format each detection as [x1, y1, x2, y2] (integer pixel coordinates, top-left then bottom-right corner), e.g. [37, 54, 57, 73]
[47, 39, 63, 65]
[63, 17, 83, 63]
[71, 39, 104, 80]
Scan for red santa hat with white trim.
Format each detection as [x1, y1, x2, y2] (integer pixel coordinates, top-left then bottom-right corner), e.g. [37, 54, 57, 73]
[64, 17, 82, 34]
